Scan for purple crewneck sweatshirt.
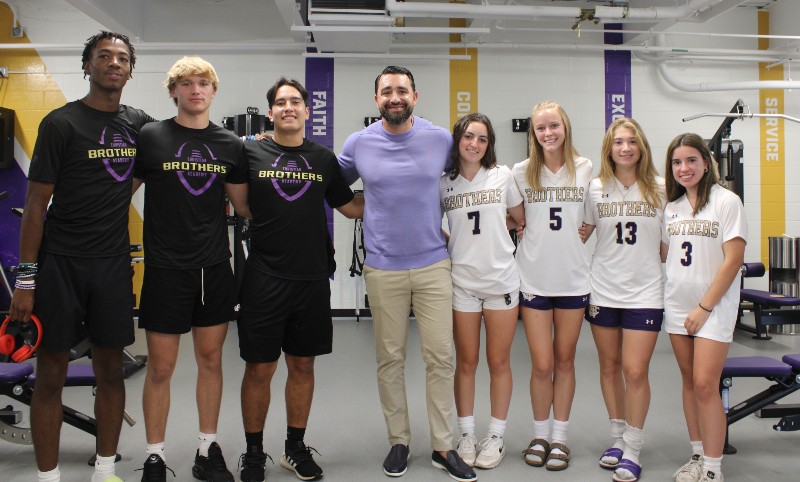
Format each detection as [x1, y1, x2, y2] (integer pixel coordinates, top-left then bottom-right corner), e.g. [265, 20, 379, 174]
[339, 116, 452, 270]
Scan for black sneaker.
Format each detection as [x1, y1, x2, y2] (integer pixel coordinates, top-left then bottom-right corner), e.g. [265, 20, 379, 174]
[431, 450, 477, 482]
[383, 444, 410, 477]
[279, 439, 323, 481]
[138, 454, 175, 482]
[192, 442, 234, 481]
[239, 448, 270, 482]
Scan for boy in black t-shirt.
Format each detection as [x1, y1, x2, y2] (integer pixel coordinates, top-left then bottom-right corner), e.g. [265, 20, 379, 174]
[132, 56, 249, 482]
[237, 78, 362, 482]
[8, 31, 155, 482]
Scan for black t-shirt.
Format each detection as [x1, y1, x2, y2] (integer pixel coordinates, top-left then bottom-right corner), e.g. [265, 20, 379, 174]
[134, 119, 247, 268]
[244, 138, 354, 280]
[28, 100, 155, 257]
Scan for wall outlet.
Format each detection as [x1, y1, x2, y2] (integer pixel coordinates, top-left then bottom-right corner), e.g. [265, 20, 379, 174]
[11, 26, 23, 38]
[0, 67, 8, 78]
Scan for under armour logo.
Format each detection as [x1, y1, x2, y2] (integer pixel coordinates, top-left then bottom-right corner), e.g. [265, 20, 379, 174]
[582, 296, 588, 302]
[646, 319, 654, 325]
[446, 187, 454, 192]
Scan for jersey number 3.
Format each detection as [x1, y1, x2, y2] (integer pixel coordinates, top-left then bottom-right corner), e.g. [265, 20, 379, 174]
[468, 211, 481, 235]
[681, 241, 693, 266]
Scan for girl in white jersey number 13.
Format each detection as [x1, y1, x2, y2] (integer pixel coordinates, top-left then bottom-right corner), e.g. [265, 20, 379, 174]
[582, 118, 666, 482]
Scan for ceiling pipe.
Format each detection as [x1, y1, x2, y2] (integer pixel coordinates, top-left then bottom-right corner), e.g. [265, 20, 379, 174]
[386, 0, 722, 22]
[0, 42, 301, 53]
[655, 61, 800, 92]
[595, 0, 726, 21]
[385, 0, 581, 20]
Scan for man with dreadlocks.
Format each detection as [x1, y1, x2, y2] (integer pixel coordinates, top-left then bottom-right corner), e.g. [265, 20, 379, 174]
[8, 31, 155, 482]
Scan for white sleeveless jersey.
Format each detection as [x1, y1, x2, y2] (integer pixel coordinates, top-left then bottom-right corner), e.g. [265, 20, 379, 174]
[440, 165, 523, 294]
[663, 184, 747, 343]
[585, 177, 666, 308]
[512, 157, 593, 296]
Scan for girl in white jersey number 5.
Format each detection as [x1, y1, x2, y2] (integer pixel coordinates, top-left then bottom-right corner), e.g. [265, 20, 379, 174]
[511, 101, 593, 472]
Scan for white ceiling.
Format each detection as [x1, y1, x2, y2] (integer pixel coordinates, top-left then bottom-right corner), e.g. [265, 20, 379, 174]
[10, 1, 786, 57]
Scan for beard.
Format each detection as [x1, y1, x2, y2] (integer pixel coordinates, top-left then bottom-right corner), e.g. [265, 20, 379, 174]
[380, 102, 414, 125]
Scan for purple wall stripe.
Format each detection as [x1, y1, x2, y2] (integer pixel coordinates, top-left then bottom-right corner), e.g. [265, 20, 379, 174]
[604, 24, 632, 128]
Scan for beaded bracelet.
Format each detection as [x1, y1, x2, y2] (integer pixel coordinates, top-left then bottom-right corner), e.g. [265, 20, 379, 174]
[15, 279, 36, 290]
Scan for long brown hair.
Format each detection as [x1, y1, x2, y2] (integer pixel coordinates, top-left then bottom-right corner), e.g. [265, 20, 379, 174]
[599, 118, 662, 209]
[665, 133, 720, 215]
[448, 113, 497, 180]
[525, 100, 580, 190]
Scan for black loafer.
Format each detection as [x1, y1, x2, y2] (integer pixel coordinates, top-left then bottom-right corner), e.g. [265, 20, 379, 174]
[431, 450, 477, 482]
[383, 444, 410, 477]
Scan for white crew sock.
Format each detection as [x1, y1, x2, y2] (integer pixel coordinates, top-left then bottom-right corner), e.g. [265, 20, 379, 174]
[487, 417, 506, 438]
[38, 466, 60, 482]
[90, 454, 116, 482]
[621, 424, 645, 465]
[457, 415, 475, 436]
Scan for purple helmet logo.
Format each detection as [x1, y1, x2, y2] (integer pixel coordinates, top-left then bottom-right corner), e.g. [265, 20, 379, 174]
[99, 126, 136, 181]
[271, 153, 313, 202]
[175, 142, 218, 196]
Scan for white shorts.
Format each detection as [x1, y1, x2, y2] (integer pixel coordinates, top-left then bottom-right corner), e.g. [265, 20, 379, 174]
[452, 284, 519, 312]
[664, 313, 735, 343]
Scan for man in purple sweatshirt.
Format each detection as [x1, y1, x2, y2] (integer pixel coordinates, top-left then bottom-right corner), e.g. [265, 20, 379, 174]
[339, 66, 476, 482]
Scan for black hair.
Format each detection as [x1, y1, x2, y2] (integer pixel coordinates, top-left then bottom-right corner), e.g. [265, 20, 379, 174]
[374, 66, 415, 94]
[266, 77, 309, 108]
[81, 31, 136, 78]
[448, 113, 498, 180]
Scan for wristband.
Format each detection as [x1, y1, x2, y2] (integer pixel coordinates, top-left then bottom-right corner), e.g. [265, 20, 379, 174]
[698, 303, 712, 313]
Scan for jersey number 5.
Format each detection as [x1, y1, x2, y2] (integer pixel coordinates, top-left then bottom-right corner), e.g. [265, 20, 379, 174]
[550, 207, 562, 231]
[467, 211, 481, 235]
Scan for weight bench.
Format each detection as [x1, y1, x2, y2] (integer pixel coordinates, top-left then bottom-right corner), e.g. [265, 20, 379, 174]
[736, 262, 800, 340]
[0, 362, 134, 456]
[720, 354, 800, 454]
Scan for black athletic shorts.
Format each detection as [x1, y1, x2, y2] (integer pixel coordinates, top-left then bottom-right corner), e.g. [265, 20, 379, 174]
[138, 261, 237, 334]
[237, 264, 333, 363]
[33, 251, 134, 351]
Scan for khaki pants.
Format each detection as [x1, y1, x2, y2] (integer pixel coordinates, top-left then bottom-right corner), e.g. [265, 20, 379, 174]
[364, 258, 455, 451]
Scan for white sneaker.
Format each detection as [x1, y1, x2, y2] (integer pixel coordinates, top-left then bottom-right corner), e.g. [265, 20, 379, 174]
[699, 470, 723, 482]
[474, 435, 504, 469]
[673, 455, 704, 482]
[456, 433, 478, 467]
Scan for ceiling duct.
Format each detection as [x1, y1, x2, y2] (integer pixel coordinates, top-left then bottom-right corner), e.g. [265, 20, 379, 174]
[306, 0, 392, 53]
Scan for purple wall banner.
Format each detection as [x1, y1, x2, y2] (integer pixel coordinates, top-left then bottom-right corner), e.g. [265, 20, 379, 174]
[304, 57, 336, 278]
[604, 24, 632, 128]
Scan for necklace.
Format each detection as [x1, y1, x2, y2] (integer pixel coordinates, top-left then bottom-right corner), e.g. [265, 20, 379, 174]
[613, 179, 636, 201]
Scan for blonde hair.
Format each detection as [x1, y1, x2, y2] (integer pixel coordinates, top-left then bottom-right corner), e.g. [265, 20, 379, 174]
[165, 56, 219, 96]
[598, 118, 662, 209]
[525, 100, 580, 190]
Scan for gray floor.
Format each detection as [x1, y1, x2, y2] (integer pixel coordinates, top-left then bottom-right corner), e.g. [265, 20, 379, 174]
[2, 312, 800, 481]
